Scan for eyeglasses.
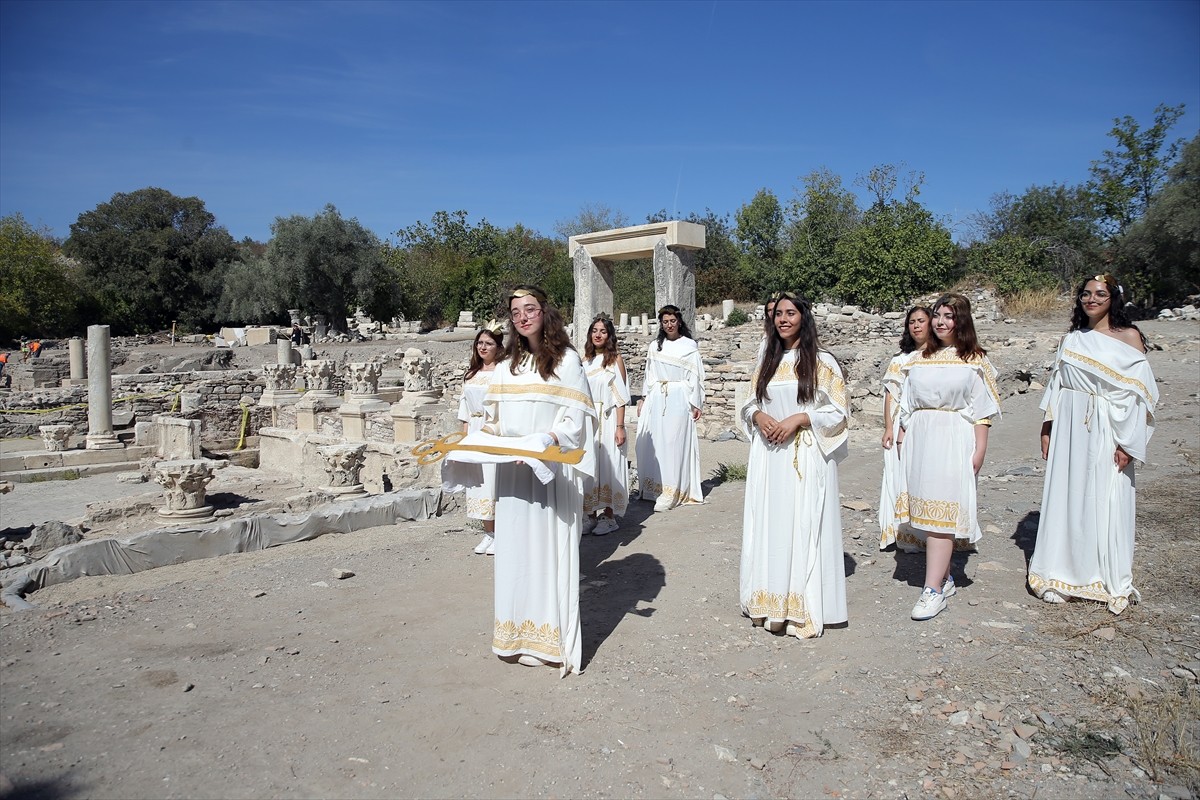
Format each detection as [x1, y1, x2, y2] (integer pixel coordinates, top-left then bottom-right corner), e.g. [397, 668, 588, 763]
[510, 305, 543, 321]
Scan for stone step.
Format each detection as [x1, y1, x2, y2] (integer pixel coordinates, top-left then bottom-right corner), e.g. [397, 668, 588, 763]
[1, 460, 143, 484]
[0, 445, 155, 473]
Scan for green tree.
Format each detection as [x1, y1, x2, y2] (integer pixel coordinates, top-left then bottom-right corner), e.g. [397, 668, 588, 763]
[64, 187, 237, 333]
[554, 203, 630, 240]
[783, 168, 860, 299]
[734, 189, 785, 294]
[967, 183, 1102, 289]
[1115, 133, 1200, 303]
[835, 167, 955, 310]
[1089, 103, 1186, 236]
[268, 205, 389, 333]
[0, 214, 92, 341]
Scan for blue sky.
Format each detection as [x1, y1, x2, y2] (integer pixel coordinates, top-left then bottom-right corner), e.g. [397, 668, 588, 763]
[2, 0, 1197, 245]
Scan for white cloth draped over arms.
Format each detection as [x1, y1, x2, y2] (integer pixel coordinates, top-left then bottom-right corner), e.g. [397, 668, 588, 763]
[738, 350, 850, 637]
[1028, 330, 1158, 613]
[895, 349, 1001, 549]
[481, 350, 596, 677]
[456, 370, 498, 520]
[634, 336, 705, 508]
[584, 355, 631, 517]
[878, 352, 910, 550]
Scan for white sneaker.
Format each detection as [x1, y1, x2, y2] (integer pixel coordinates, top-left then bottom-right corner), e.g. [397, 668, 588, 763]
[485, 538, 495, 556]
[473, 534, 493, 555]
[911, 587, 947, 620]
[653, 496, 672, 512]
[1041, 589, 1066, 604]
[942, 575, 957, 598]
[593, 517, 619, 536]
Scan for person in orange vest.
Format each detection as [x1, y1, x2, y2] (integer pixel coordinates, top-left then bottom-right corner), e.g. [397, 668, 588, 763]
[0, 351, 8, 382]
[29, 339, 42, 359]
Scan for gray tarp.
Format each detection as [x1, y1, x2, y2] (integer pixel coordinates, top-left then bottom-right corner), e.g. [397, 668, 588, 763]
[1, 489, 440, 610]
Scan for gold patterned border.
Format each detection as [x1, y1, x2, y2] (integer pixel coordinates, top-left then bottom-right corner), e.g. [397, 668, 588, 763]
[487, 382, 594, 407]
[1027, 572, 1133, 613]
[1062, 349, 1154, 405]
[493, 619, 563, 658]
[744, 590, 819, 638]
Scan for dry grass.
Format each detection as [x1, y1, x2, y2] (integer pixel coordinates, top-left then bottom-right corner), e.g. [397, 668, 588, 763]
[1001, 287, 1071, 318]
[1127, 682, 1200, 791]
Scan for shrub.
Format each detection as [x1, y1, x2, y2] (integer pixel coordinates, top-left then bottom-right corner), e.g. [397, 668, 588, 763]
[725, 307, 750, 327]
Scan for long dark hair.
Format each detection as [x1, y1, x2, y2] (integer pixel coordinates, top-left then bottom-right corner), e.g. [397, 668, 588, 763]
[584, 315, 620, 368]
[755, 292, 820, 405]
[464, 328, 504, 380]
[763, 292, 780, 336]
[655, 305, 694, 351]
[1069, 273, 1147, 348]
[924, 293, 986, 360]
[898, 305, 933, 354]
[504, 285, 575, 380]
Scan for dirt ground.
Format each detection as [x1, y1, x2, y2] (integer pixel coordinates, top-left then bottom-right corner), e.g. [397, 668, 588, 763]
[1, 319, 1197, 800]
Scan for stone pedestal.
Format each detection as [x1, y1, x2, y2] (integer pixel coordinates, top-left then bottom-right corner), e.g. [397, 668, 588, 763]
[259, 363, 301, 407]
[722, 299, 736, 320]
[618, 312, 629, 329]
[288, 309, 302, 326]
[85, 325, 123, 450]
[39, 424, 73, 452]
[318, 443, 368, 498]
[390, 389, 442, 444]
[295, 393, 341, 433]
[153, 459, 216, 523]
[455, 310, 476, 330]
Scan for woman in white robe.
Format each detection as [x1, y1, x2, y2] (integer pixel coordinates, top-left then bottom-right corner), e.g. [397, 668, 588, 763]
[583, 315, 630, 535]
[740, 292, 849, 638]
[635, 305, 705, 511]
[1028, 274, 1157, 613]
[878, 306, 931, 551]
[896, 293, 1000, 621]
[483, 286, 596, 676]
[457, 327, 504, 555]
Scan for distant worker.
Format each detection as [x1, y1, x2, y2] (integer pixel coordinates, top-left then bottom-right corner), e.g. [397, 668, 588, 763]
[290, 323, 303, 346]
[0, 352, 8, 381]
[19, 338, 29, 363]
[29, 339, 42, 359]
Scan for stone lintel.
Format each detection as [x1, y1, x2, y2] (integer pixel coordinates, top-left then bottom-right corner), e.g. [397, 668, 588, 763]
[567, 221, 706, 261]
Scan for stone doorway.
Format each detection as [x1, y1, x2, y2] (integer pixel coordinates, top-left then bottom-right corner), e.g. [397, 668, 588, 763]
[567, 221, 706, 349]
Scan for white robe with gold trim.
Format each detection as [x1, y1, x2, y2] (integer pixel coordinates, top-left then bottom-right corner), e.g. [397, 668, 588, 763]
[634, 336, 705, 508]
[483, 350, 596, 677]
[878, 352, 910, 550]
[584, 355, 630, 517]
[1027, 330, 1157, 613]
[895, 349, 1000, 548]
[457, 369, 498, 521]
[738, 350, 849, 637]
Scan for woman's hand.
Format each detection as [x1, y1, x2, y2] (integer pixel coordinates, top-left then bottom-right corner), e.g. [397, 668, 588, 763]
[1040, 421, 1052, 460]
[972, 448, 986, 475]
[636, 399, 644, 415]
[1114, 446, 1131, 471]
[691, 406, 701, 422]
[614, 426, 626, 447]
[754, 411, 779, 441]
[766, 413, 808, 446]
[881, 429, 893, 449]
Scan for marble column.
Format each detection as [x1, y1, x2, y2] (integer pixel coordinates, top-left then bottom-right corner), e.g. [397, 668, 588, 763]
[652, 239, 698, 333]
[276, 339, 296, 366]
[85, 325, 122, 450]
[571, 246, 615, 351]
[69, 337, 86, 384]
